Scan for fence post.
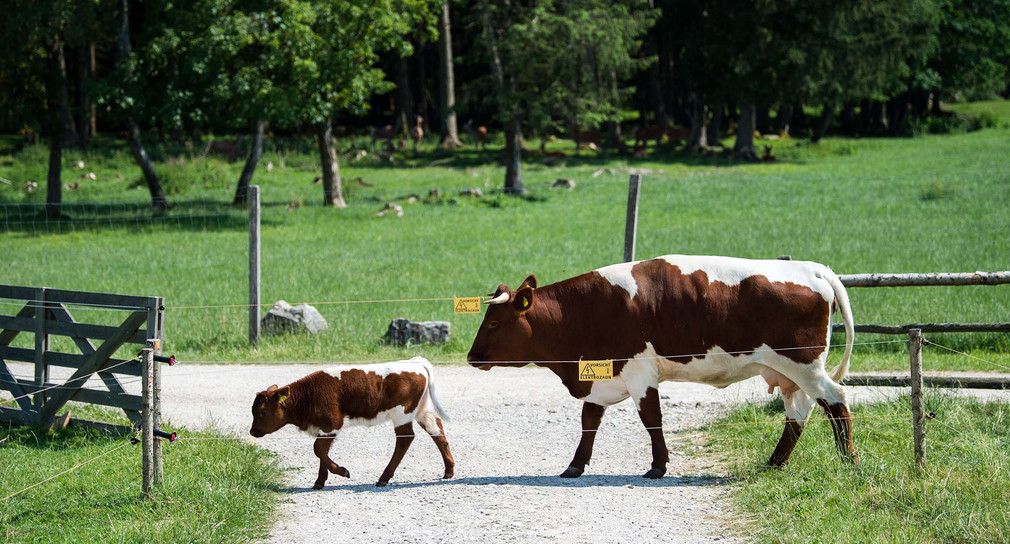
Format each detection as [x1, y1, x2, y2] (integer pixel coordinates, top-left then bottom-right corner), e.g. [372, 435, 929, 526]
[141, 344, 155, 497]
[909, 328, 926, 470]
[249, 185, 261, 346]
[624, 174, 641, 262]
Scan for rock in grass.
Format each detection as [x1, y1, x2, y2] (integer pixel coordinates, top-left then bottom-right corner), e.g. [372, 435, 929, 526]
[384, 318, 450, 346]
[262, 300, 329, 335]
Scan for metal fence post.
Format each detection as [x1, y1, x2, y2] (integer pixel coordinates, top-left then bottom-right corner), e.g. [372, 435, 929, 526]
[624, 174, 641, 262]
[909, 328, 926, 470]
[249, 185, 261, 345]
[141, 345, 155, 497]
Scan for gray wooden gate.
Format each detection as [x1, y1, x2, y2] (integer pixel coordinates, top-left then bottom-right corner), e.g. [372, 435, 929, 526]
[0, 285, 164, 430]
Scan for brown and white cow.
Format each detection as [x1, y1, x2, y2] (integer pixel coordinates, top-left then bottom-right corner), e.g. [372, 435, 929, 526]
[249, 357, 455, 488]
[467, 255, 856, 479]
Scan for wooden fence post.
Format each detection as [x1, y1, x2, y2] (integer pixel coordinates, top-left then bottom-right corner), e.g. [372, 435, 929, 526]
[249, 185, 261, 346]
[909, 328, 925, 470]
[624, 174, 641, 262]
[141, 344, 154, 497]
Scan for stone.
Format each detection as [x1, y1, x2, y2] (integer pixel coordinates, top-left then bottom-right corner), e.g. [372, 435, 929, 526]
[384, 318, 450, 346]
[262, 300, 329, 335]
[552, 178, 576, 189]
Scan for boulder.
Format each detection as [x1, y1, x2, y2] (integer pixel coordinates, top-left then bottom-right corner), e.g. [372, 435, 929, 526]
[384, 318, 450, 346]
[261, 300, 329, 335]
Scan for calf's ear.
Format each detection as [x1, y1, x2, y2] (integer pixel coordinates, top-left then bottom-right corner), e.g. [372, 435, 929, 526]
[275, 386, 290, 406]
[514, 286, 534, 313]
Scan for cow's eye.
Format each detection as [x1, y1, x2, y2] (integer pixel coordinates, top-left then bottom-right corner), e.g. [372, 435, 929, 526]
[489, 321, 499, 329]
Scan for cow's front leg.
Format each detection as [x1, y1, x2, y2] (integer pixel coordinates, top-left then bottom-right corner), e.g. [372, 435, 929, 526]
[561, 402, 607, 478]
[636, 386, 669, 478]
[312, 435, 350, 490]
[377, 423, 415, 487]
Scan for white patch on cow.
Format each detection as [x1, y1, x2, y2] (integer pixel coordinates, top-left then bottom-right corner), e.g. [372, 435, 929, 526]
[578, 340, 846, 412]
[657, 254, 835, 302]
[595, 261, 639, 299]
[322, 356, 430, 380]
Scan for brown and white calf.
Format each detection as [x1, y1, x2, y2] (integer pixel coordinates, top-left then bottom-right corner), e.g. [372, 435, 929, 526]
[467, 255, 857, 479]
[249, 357, 455, 488]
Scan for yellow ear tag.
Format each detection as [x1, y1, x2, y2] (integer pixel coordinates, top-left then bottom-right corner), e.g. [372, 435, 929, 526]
[277, 394, 288, 406]
[522, 297, 529, 308]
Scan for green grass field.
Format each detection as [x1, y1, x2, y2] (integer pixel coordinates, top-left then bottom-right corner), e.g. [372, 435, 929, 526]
[0, 405, 281, 543]
[701, 393, 1010, 543]
[2, 102, 1008, 372]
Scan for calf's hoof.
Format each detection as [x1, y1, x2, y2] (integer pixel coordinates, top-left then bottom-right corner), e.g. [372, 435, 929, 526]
[375, 480, 388, 487]
[442, 470, 454, 480]
[643, 467, 666, 479]
[312, 481, 325, 490]
[332, 466, 350, 478]
[560, 466, 584, 478]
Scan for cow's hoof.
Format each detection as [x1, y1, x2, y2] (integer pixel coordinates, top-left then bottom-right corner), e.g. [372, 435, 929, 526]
[643, 467, 666, 479]
[375, 480, 388, 487]
[312, 482, 325, 490]
[560, 466, 584, 478]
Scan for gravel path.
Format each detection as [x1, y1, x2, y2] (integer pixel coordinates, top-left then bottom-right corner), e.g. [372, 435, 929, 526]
[10, 362, 1010, 543]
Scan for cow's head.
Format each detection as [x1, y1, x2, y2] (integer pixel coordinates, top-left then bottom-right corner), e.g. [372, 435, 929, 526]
[249, 384, 291, 437]
[467, 275, 538, 370]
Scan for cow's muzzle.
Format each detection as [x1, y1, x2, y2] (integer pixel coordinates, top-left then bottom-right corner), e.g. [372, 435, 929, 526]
[249, 428, 265, 438]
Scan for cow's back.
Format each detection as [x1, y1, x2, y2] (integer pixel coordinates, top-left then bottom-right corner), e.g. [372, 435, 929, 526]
[592, 255, 835, 365]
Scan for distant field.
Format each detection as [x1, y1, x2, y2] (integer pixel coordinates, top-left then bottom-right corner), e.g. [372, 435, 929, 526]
[1, 102, 1008, 373]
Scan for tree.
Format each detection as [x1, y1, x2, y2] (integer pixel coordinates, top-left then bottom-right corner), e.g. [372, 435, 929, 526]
[472, 0, 655, 193]
[438, 1, 463, 148]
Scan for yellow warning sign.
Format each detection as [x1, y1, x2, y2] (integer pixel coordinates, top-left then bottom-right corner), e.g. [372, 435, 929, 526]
[453, 297, 482, 314]
[579, 359, 613, 381]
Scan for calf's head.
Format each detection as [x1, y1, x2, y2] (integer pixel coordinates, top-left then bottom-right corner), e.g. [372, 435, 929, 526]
[467, 275, 538, 370]
[249, 384, 291, 437]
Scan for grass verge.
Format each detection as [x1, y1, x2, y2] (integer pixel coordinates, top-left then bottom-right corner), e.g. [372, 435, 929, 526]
[700, 393, 1010, 543]
[0, 404, 281, 543]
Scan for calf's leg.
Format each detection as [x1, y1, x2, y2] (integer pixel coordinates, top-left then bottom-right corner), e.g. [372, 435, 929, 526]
[377, 423, 415, 486]
[636, 387, 669, 479]
[561, 402, 606, 478]
[312, 436, 350, 490]
[417, 414, 455, 479]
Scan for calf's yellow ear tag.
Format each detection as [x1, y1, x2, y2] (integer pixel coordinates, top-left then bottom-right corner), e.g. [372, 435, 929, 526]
[277, 394, 288, 406]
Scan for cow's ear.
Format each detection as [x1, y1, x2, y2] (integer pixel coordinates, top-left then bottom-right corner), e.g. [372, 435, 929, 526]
[514, 286, 534, 312]
[274, 386, 290, 405]
[518, 275, 537, 290]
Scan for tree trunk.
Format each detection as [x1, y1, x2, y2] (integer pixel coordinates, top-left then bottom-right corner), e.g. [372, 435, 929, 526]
[45, 39, 68, 219]
[732, 99, 757, 160]
[503, 117, 524, 195]
[75, 42, 91, 147]
[710, 101, 724, 144]
[774, 104, 793, 136]
[117, 0, 170, 209]
[393, 54, 414, 136]
[887, 92, 910, 136]
[89, 44, 97, 136]
[316, 120, 346, 208]
[812, 99, 837, 143]
[128, 121, 169, 209]
[232, 120, 265, 205]
[437, 1, 462, 148]
[688, 94, 708, 150]
[606, 71, 628, 155]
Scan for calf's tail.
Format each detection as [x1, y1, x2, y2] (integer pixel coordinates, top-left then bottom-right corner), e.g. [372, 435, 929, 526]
[423, 363, 451, 423]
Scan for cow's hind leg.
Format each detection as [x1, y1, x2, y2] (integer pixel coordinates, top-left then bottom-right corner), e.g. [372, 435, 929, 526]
[635, 386, 669, 478]
[818, 399, 858, 463]
[417, 413, 455, 479]
[312, 436, 350, 490]
[377, 423, 415, 486]
[561, 402, 606, 478]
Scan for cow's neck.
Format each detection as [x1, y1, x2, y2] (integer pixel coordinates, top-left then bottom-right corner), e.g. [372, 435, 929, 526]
[526, 279, 595, 391]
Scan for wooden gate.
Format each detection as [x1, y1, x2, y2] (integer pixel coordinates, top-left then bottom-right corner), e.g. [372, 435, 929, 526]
[0, 285, 164, 430]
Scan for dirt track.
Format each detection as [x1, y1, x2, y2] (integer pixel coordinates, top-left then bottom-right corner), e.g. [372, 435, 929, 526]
[160, 363, 757, 543]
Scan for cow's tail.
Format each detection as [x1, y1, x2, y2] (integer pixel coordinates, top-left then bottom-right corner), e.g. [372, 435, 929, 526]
[826, 270, 854, 383]
[422, 361, 451, 423]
